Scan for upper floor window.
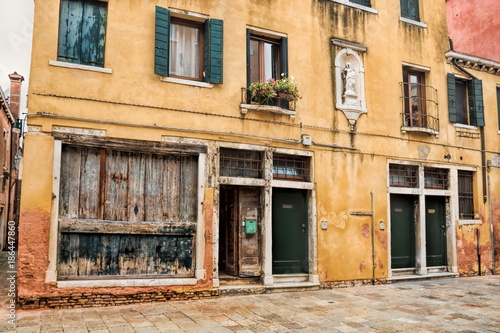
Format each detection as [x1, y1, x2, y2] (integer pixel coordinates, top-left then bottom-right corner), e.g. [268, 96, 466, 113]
[350, 0, 371, 7]
[400, 0, 420, 21]
[447, 74, 484, 127]
[496, 86, 500, 131]
[247, 29, 288, 86]
[57, 0, 107, 67]
[155, 7, 223, 84]
[400, 67, 439, 134]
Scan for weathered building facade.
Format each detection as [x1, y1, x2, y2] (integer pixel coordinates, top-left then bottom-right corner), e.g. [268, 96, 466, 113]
[0, 73, 23, 251]
[19, 0, 499, 308]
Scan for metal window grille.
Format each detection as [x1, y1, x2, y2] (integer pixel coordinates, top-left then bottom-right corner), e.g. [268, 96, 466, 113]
[458, 170, 474, 219]
[424, 167, 449, 190]
[389, 164, 418, 188]
[220, 148, 263, 178]
[273, 154, 310, 182]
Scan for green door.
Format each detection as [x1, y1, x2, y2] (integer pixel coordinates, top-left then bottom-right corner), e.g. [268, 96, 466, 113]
[272, 189, 308, 274]
[390, 195, 416, 268]
[425, 196, 447, 266]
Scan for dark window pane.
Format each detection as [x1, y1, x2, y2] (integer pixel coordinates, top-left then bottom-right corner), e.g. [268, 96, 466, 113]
[273, 154, 310, 182]
[458, 171, 474, 219]
[220, 148, 263, 178]
[389, 164, 418, 188]
[456, 80, 468, 124]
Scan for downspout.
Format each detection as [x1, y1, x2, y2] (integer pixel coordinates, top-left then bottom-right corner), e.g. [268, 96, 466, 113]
[488, 172, 495, 274]
[448, 38, 487, 203]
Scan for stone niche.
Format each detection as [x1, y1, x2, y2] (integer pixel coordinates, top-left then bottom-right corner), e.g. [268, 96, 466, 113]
[332, 39, 368, 130]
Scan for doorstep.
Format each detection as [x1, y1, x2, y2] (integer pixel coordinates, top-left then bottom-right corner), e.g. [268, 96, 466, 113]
[387, 271, 459, 283]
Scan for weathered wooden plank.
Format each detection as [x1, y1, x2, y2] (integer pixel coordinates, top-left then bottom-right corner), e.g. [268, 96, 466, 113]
[180, 156, 198, 222]
[144, 154, 164, 222]
[166, 156, 181, 221]
[128, 152, 146, 221]
[239, 187, 261, 277]
[104, 150, 129, 221]
[58, 219, 197, 235]
[52, 133, 207, 154]
[79, 147, 100, 219]
[59, 145, 81, 218]
[58, 233, 195, 277]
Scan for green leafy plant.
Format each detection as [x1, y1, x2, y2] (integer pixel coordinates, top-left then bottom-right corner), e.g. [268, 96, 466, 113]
[248, 81, 276, 105]
[269, 74, 300, 102]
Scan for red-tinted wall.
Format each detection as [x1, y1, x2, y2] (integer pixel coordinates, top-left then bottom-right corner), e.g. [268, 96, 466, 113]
[446, 0, 500, 62]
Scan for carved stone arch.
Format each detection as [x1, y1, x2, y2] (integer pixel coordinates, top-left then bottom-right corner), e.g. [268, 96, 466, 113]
[334, 47, 367, 129]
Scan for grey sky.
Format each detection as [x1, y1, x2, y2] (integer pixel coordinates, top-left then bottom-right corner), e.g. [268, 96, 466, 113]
[0, 0, 34, 115]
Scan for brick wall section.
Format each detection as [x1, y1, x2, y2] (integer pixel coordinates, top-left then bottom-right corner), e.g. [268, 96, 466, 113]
[19, 289, 220, 310]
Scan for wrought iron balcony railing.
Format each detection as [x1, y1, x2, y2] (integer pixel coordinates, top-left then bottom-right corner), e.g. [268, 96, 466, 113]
[400, 81, 439, 136]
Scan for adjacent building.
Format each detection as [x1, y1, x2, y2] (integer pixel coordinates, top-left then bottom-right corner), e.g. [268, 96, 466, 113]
[18, 0, 499, 309]
[0, 72, 23, 251]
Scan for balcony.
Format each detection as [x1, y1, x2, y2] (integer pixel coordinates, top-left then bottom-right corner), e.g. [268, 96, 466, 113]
[240, 88, 296, 119]
[400, 81, 439, 137]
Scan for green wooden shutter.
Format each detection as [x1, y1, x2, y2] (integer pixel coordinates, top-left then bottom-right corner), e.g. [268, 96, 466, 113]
[155, 6, 170, 76]
[468, 79, 484, 126]
[80, 1, 107, 67]
[497, 87, 500, 131]
[58, 0, 84, 63]
[447, 73, 457, 123]
[246, 29, 251, 87]
[280, 37, 288, 78]
[204, 18, 223, 84]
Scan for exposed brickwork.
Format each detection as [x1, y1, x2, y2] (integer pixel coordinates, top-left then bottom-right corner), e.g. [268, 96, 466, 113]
[321, 278, 387, 289]
[18, 289, 220, 310]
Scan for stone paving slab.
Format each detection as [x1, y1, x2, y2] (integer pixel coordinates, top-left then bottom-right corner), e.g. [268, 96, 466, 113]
[1, 251, 499, 332]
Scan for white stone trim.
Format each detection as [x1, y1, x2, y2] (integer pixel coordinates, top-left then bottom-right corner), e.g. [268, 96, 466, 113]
[445, 50, 500, 75]
[331, 38, 368, 53]
[46, 140, 62, 283]
[27, 125, 47, 135]
[219, 176, 266, 186]
[49, 60, 112, 74]
[402, 62, 430, 72]
[196, 153, 207, 280]
[169, 8, 209, 22]
[399, 17, 427, 28]
[57, 278, 198, 288]
[246, 26, 287, 38]
[160, 76, 214, 88]
[161, 136, 210, 146]
[453, 123, 479, 131]
[271, 180, 314, 190]
[327, 0, 378, 14]
[458, 219, 482, 226]
[52, 126, 106, 137]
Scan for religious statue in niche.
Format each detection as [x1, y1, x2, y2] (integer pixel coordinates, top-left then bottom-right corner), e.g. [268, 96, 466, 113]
[343, 62, 356, 97]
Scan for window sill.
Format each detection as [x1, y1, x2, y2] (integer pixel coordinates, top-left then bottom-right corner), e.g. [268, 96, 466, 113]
[57, 278, 198, 288]
[399, 17, 427, 28]
[327, 0, 378, 14]
[240, 103, 296, 119]
[458, 219, 482, 226]
[160, 76, 214, 88]
[453, 123, 478, 130]
[49, 60, 112, 74]
[401, 126, 439, 137]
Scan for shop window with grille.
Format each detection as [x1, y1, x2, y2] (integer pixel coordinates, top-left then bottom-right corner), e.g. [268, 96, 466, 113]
[424, 167, 449, 189]
[273, 154, 310, 182]
[458, 170, 474, 220]
[220, 148, 263, 178]
[389, 164, 418, 188]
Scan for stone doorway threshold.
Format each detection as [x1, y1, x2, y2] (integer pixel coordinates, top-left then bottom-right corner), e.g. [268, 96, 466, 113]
[388, 267, 459, 283]
[218, 273, 320, 296]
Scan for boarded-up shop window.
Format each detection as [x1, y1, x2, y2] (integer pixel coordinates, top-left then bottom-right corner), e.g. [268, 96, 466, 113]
[57, 145, 198, 278]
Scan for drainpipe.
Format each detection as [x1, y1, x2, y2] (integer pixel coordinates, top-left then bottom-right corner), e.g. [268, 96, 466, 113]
[476, 228, 481, 276]
[448, 38, 487, 203]
[488, 173, 496, 274]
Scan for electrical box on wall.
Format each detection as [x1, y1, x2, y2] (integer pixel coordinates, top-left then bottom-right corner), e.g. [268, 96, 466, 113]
[302, 134, 312, 146]
[244, 217, 257, 234]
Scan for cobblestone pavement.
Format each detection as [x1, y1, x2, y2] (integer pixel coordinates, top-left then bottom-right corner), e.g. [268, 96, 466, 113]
[1, 252, 499, 332]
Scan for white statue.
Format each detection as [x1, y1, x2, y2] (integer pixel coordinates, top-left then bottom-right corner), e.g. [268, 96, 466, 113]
[343, 62, 356, 96]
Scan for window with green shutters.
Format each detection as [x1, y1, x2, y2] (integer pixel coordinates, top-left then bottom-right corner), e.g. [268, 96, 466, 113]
[154, 6, 223, 84]
[57, 0, 107, 67]
[350, 0, 371, 7]
[400, 0, 420, 21]
[447, 73, 485, 127]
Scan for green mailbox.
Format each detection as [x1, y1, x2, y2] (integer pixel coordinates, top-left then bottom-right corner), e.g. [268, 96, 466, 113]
[244, 217, 257, 234]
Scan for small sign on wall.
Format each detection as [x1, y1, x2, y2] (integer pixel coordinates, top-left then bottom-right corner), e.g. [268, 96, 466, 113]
[490, 154, 500, 168]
